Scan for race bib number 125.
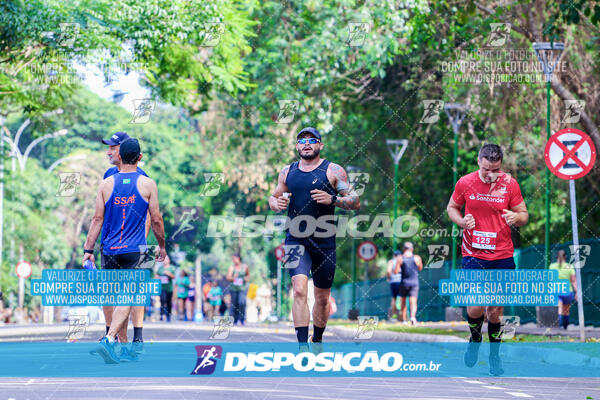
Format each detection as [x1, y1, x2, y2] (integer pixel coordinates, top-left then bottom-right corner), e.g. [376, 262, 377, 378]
[472, 230, 497, 250]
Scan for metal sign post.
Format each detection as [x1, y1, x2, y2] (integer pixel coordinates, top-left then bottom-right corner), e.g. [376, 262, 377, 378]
[444, 103, 467, 270]
[16, 261, 31, 323]
[385, 139, 408, 251]
[569, 180, 585, 342]
[544, 128, 596, 341]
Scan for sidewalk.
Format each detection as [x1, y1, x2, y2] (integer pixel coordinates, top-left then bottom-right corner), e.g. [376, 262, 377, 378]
[410, 321, 600, 339]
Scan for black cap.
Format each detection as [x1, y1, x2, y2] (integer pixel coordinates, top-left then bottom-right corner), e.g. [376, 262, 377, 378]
[119, 138, 141, 164]
[102, 131, 130, 146]
[297, 127, 321, 141]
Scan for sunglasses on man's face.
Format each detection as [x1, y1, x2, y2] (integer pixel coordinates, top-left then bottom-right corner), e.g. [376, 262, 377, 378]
[297, 138, 320, 145]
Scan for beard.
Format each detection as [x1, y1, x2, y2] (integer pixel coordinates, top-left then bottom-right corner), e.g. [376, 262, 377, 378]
[298, 147, 320, 160]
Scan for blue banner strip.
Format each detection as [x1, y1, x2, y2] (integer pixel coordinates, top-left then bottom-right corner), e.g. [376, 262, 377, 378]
[0, 342, 597, 377]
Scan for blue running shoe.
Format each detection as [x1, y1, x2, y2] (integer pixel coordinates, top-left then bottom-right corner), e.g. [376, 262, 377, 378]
[119, 346, 139, 362]
[489, 355, 504, 376]
[131, 340, 144, 355]
[94, 337, 120, 364]
[464, 340, 481, 368]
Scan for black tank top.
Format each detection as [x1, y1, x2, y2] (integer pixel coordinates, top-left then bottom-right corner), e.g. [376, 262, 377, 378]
[285, 159, 336, 248]
[401, 255, 420, 286]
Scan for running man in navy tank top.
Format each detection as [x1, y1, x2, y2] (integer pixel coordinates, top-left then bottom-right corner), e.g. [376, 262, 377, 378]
[99, 131, 151, 350]
[83, 139, 166, 364]
[269, 127, 360, 348]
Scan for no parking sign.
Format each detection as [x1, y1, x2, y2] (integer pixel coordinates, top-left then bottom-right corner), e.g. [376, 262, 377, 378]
[357, 241, 377, 261]
[544, 128, 596, 180]
[544, 128, 597, 341]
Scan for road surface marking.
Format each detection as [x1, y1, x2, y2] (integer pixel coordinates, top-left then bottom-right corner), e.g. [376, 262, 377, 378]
[506, 392, 533, 398]
[483, 385, 504, 390]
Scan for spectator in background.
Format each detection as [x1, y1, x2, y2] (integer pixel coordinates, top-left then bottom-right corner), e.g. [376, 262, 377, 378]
[226, 253, 250, 325]
[207, 281, 223, 320]
[157, 255, 176, 322]
[549, 249, 577, 330]
[386, 250, 403, 321]
[202, 280, 212, 319]
[329, 295, 337, 317]
[175, 269, 190, 321]
[218, 273, 230, 317]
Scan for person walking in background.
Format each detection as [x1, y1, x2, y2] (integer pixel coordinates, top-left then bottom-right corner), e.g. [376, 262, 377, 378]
[175, 270, 190, 321]
[157, 255, 176, 322]
[207, 281, 223, 320]
[218, 273, 230, 317]
[397, 242, 423, 325]
[202, 280, 212, 319]
[186, 275, 196, 321]
[226, 253, 250, 325]
[549, 249, 577, 330]
[386, 250, 403, 321]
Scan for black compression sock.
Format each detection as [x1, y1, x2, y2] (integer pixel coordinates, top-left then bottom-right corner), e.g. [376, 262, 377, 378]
[106, 326, 110, 335]
[488, 322, 502, 343]
[467, 315, 485, 342]
[295, 326, 309, 343]
[133, 327, 143, 342]
[562, 315, 569, 329]
[312, 325, 326, 342]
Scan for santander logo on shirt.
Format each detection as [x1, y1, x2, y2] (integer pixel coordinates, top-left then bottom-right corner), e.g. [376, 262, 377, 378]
[469, 193, 505, 203]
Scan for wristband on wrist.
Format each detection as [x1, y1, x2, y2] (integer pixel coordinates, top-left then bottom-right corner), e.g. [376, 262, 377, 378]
[83, 249, 94, 254]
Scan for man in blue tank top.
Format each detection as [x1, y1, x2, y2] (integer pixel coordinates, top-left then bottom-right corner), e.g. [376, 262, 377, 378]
[101, 131, 151, 351]
[83, 139, 166, 363]
[396, 242, 423, 325]
[269, 127, 360, 349]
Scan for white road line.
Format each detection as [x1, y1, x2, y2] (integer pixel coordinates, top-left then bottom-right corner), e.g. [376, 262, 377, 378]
[482, 385, 504, 390]
[463, 380, 484, 384]
[505, 392, 533, 398]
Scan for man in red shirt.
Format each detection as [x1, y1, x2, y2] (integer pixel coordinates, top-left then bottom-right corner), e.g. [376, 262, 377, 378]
[447, 143, 528, 376]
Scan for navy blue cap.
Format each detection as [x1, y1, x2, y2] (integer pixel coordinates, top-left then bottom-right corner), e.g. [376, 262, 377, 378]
[119, 138, 141, 164]
[393, 250, 402, 256]
[297, 127, 321, 141]
[102, 131, 130, 146]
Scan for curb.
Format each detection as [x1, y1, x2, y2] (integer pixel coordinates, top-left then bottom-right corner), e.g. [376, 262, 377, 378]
[327, 325, 466, 342]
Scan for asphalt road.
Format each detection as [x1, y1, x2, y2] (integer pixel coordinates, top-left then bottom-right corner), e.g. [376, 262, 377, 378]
[0, 322, 598, 400]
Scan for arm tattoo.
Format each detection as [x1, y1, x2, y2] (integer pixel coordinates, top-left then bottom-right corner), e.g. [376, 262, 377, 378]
[330, 163, 360, 210]
[280, 165, 289, 179]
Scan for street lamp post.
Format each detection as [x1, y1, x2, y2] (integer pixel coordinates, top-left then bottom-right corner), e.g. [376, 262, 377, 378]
[1, 115, 68, 265]
[533, 42, 564, 269]
[385, 139, 408, 251]
[4, 128, 68, 172]
[47, 154, 87, 173]
[444, 103, 467, 270]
